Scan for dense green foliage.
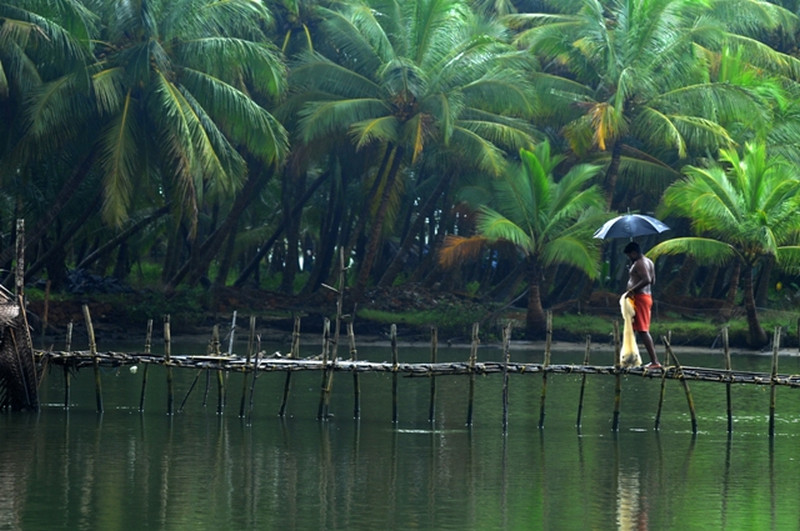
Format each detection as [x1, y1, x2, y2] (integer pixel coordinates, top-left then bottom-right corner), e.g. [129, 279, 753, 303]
[4, 0, 800, 346]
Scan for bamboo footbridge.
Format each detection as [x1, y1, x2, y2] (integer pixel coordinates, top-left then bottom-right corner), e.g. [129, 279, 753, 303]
[19, 304, 799, 437]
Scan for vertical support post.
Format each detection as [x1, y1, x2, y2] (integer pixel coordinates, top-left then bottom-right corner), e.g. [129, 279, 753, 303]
[538, 311, 552, 429]
[247, 334, 262, 423]
[769, 326, 781, 438]
[239, 315, 256, 418]
[279, 316, 301, 417]
[576, 335, 591, 430]
[15, 219, 24, 300]
[349, 321, 360, 420]
[723, 326, 733, 434]
[391, 324, 399, 424]
[501, 323, 512, 433]
[466, 322, 479, 426]
[428, 326, 437, 424]
[612, 320, 621, 431]
[664, 337, 697, 434]
[317, 318, 331, 419]
[63, 322, 73, 409]
[138, 319, 153, 412]
[83, 304, 102, 413]
[654, 353, 668, 431]
[164, 315, 173, 416]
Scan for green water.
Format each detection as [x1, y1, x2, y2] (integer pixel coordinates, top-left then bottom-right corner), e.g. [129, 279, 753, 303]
[4, 342, 800, 529]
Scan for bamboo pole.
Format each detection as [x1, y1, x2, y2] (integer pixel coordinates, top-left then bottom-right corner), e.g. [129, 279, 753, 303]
[466, 322, 479, 427]
[15, 219, 24, 300]
[164, 315, 173, 415]
[217, 313, 235, 415]
[723, 326, 732, 434]
[239, 316, 256, 418]
[178, 369, 202, 413]
[391, 323, 399, 424]
[612, 319, 621, 431]
[501, 323, 512, 433]
[42, 280, 50, 347]
[663, 337, 697, 434]
[203, 325, 220, 408]
[82, 305, 102, 413]
[538, 311, 553, 429]
[138, 319, 153, 412]
[320, 253, 345, 419]
[575, 335, 591, 430]
[769, 326, 781, 437]
[428, 326, 437, 424]
[63, 322, 73, 409]
[317, 318, 331, 420]
[654, 353, 668, 431]
[349, 321, 360, 420]
[247, 334, 262, 424]
[279, 316, 301, 417]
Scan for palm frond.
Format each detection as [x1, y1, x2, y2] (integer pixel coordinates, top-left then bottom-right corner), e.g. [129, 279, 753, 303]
[648, 237, 738, 266]
[438, 234, 489, 268]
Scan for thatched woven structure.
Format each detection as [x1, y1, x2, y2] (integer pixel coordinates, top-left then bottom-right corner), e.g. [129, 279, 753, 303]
[0, 301, 38, 411]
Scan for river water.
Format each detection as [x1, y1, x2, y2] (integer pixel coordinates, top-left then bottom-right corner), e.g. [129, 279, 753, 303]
[3, 340, 800, 529]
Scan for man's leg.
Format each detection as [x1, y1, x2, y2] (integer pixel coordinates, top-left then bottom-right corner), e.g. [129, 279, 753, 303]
[639, 331, 659, 365]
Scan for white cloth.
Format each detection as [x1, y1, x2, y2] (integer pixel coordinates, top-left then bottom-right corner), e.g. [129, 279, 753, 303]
[619, 295, 642, 368]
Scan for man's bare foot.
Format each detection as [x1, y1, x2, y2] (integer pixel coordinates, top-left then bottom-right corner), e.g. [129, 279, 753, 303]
[644, 362, 662, 369]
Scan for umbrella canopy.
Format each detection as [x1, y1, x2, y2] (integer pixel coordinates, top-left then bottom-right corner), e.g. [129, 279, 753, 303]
[593, 214, 670, 240]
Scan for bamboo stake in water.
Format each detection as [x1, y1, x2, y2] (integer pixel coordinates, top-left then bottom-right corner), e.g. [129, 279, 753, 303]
[769, 326, 781, 438]
[217, 313, 236, 415]
[317, 318, 331, 420]
[203, 325, 220, 408]
[428, 326, 437, 424]
[501, 323, 512, 433]
[612, 319, 621, 431]
[138, 319, 153, 412]
[82, 305, 103, 413]
[391, 324, 399, 424]
[466, 322, 479, 426]
[279, 316, 301, 417]
[664, 337, 697, 434]
[247, 334, 262, 424]
[654, 341, 669, 431]
[239, 316, 256, 418]
[164, 315, 173, 415]
[63, 322, 73, 409]
[576, 335, 591, 430]
[538, 311, 553, 429]
[349, 321, 360, 420]
[723, 326, 732, 434]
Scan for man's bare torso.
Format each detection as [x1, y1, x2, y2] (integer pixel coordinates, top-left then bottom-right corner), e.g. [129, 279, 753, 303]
[627, 256, 655, 295]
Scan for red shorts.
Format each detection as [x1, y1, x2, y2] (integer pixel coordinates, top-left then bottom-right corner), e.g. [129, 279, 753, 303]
[632, 294, 652, 332]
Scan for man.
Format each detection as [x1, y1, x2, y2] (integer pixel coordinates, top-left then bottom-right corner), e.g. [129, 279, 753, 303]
[622, 241, 661, 369]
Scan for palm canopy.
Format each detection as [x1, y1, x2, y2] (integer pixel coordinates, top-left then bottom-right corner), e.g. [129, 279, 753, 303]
[649, 141, 800, 346]
[291, 0, 539, 174]
[24, 0, 289, 228]
[441, 141, 607, 336]
[505, 0, 794, 208]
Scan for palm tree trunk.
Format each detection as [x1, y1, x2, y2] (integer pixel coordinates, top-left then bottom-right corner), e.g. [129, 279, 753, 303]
[526, 257, 547, 339]
[378, 174, 450, 287]
[355, 145, 404, 296]
[720, 261, 741, 320]
[603, 140, 623, 209]
[743, 264, 768, 347]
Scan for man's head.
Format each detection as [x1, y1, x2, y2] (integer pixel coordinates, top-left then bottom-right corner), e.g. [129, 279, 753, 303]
[624, 241, 641, 258]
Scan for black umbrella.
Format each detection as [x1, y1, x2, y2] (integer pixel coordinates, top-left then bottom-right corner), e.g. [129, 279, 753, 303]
[593, 214, 670, 240]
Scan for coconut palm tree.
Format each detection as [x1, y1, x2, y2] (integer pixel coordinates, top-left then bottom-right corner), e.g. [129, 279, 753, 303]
[16, 0, 289, 286]
[649, 141, 800, 347]
[505, 0, 797, 210]
[290, 0, 539, 294]
[439, 141, 607, 338]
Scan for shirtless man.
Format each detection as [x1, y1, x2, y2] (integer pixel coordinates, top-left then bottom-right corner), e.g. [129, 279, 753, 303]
[622, 241, 660, 368]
